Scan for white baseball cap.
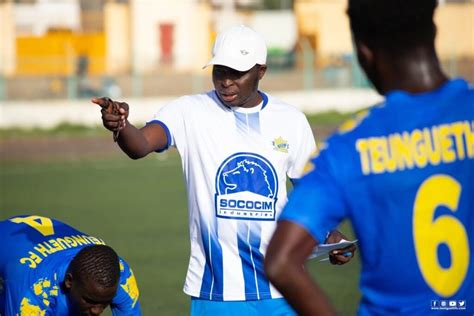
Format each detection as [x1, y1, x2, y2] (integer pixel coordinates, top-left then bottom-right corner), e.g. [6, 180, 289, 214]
[204, 25, 267, 72]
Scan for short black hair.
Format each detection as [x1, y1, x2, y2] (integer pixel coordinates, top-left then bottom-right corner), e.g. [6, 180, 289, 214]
[69, 245, 120, 288]
[347, 0, 438, 50]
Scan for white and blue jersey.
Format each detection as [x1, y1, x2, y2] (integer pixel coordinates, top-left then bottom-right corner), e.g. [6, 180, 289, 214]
[149, 91, 315, 301]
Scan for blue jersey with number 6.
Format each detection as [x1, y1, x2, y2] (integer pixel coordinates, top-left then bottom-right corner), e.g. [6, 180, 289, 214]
[280, 79, 474, 315]
[0, 215, 141, 316]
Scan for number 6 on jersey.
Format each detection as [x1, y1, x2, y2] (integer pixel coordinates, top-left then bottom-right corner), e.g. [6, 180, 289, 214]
[413, 174, 469, 297]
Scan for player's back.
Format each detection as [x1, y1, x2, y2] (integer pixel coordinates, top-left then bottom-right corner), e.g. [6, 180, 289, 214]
[333, 78, 474, 314]
[0, 215, 108, 315]
[0, 215, 92, 274]
[0, 215, 107, 285]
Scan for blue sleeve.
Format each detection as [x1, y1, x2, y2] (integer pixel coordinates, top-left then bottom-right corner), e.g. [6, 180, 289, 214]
[279, 145, 349, 244]
[146, 120, 172, 153]
[111, 259, 141, 316]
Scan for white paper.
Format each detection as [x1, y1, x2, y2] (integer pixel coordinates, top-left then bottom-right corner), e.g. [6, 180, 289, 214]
[308, 239, 358, 260]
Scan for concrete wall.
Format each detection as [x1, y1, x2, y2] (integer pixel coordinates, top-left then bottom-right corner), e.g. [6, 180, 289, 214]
[295, 0, 352, 57]
[435, 3, 474, 58]
[295, 0, 474, 59]
[105, 2, 131, 74]
[0, 89, 382, 128]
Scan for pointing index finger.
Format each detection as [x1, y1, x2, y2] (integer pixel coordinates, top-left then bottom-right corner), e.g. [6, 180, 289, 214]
[91, 97, 103, 105]
[91, 97, 112, 109]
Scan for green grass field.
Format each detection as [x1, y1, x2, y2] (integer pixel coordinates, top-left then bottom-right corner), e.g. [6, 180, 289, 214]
[0, 112, 361, 315]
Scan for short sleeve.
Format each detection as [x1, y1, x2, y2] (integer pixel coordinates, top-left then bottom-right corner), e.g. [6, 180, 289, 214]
[147, 96, 190, 152]
[111, 259, 141, 316]
[279, 146, 348, 244]
[287, 113, 317, 180]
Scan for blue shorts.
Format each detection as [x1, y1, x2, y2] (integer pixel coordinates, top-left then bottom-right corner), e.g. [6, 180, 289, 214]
[190, 297, 297, 316]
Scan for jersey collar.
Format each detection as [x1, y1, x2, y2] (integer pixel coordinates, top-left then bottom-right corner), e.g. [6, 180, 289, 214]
[214, 90, 269, 111]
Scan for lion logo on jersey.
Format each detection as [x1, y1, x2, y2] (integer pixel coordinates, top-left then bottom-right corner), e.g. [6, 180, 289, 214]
[216, 153, 278, 221]
[222, 160, 274, 198]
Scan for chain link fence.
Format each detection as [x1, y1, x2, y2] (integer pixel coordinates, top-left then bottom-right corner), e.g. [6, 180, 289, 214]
[2, 53, 473, 101]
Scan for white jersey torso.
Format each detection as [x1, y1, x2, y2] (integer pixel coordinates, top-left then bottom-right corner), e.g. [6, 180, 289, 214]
[149, 91, 316, 301]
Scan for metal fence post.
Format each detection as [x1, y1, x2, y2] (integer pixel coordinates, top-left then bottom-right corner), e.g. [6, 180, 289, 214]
[300, 37, 314, 91]
[0, 75, 5, 101]
[131, 51, 142, 97]
[67, 75, 78, 99]
[448, 52, 458, 78]
[132, 70, 142, 98]
[192, 73, 204, 94]
[350, 47, 370, 88]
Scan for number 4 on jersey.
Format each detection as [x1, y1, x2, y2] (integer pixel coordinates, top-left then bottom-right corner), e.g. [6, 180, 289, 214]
[10, 215, 55, 236]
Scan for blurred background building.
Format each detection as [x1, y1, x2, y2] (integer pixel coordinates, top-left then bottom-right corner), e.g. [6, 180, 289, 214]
[0, 0, 473, 100]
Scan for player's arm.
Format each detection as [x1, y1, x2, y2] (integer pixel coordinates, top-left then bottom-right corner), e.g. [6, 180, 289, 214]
[265, 220, 337, 316]
[92, 97, 168, 159]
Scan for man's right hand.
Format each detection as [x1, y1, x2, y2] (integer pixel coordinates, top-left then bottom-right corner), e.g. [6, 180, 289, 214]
[91, 97, 168, 159]
[91, 97, 129, 133]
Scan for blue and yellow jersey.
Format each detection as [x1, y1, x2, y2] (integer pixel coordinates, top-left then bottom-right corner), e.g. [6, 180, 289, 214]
[0, 215, 141, 316]
[281, 79, 474, 315]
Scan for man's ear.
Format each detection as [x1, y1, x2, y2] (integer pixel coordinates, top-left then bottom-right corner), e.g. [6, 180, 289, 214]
[355, 41, 374, 72]
[258, 64, 267, 80]
[64, 273, 74, 290]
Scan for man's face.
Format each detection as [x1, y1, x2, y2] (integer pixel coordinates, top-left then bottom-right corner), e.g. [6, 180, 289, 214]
[65, 274, 117, 316]
[212, 64, 266, 108]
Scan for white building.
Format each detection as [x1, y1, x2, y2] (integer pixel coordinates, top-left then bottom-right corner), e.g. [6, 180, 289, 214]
[129, 0, 212, 73]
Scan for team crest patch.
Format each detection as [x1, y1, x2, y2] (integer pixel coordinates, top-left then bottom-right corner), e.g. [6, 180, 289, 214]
[215, 152, 279, 221]
[272, 136, 289, 153]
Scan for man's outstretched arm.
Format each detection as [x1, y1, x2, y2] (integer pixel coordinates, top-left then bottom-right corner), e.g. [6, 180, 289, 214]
[265, 220, 337, 316]
[92, 97, 168, 159]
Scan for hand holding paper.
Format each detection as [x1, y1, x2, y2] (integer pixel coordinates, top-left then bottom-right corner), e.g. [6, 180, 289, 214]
[309, 239, 358, 262]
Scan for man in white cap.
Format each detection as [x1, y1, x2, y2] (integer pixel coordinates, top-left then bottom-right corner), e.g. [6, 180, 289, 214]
[92, 25, 354, 315]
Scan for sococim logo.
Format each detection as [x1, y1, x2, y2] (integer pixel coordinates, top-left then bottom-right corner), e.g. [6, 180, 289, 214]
[215, 152, 278, 221]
